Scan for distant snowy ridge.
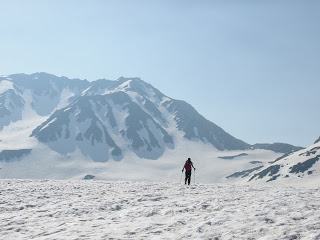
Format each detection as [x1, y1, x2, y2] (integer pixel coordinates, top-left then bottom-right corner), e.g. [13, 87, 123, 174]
[251, 142, 303, 153]
[230, 139, 320, 187]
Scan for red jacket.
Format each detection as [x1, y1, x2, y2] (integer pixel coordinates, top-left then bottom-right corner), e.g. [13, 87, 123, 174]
[184, 160, 194, 171]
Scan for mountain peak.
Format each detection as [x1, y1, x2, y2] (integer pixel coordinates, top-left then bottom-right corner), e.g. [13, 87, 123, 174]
[1, 72, 251, 160]
[117, 76, 142, 82]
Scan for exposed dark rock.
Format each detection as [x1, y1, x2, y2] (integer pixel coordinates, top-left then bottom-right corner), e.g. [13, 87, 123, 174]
[226, 166, 263, 179]
[219, 153, 248, 160]
[249, 165, 281, 181]
[0, 107, 10, 118]
[120, 130, 125, 137]
[0, 149, 32, 162]
[31, 108, 70, 142]
[314, 136, 320, 144]
[83, 174, 95, 180]
[111, 147, 122, 157]
[250, 161, 263, 164]
[0, 89, 25, 130]
[144, 98, 166, 124]
[269, 152, 293, 164]
[106, 105, 117, 128]
[299, 147, 320, 157]
[75, 133, 83, 141]
[124, 99, 173, 152]
[126, 103, 157, 150]
[266, 174, 281, 182]
[289, 155, 320, 174]
[84, 120, 104, 145]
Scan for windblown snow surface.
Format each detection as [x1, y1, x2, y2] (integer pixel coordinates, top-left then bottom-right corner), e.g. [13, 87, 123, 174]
[1, 179, 320, 240]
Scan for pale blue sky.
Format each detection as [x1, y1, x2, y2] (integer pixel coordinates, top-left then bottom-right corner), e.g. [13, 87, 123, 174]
[0, 0, 319, 147]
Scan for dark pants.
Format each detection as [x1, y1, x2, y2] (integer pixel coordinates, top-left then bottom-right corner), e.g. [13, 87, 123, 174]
[185, 169, 192, 185]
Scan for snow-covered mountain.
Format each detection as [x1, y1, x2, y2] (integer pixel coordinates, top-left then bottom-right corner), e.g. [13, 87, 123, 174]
[0, 73, 307, 183]
[1, 73, 248, 160]
[228, 138, 320, 187]
[251, 143, 303, 153]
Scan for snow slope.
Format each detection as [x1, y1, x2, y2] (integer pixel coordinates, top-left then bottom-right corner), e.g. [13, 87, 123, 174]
[0, 135, 281, 183]
[1, 179, 319, 240]
[241, 141, 320, 188]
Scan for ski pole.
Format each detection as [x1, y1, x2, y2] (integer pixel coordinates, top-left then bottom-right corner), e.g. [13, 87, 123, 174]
[194, 169, 196, 184]
[180, 171, 183, 184]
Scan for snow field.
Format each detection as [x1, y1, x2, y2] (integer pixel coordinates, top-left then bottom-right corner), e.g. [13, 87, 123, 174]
[1, 179, 320, 240]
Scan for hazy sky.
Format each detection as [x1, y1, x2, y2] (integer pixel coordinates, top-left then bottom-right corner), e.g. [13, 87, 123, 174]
[0, 0, 319, 147]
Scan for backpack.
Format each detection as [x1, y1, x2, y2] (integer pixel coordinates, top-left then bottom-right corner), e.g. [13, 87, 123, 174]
[184, 160, 192, 171]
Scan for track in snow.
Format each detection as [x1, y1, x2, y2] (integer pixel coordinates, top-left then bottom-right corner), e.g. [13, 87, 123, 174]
[1, 180, 320, 239]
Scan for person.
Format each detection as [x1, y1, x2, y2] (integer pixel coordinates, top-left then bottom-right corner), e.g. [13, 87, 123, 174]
[182, 158, 196, 185]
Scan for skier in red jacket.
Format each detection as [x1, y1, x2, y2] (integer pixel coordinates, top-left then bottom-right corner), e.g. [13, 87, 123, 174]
[182, 158, 196, 185]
